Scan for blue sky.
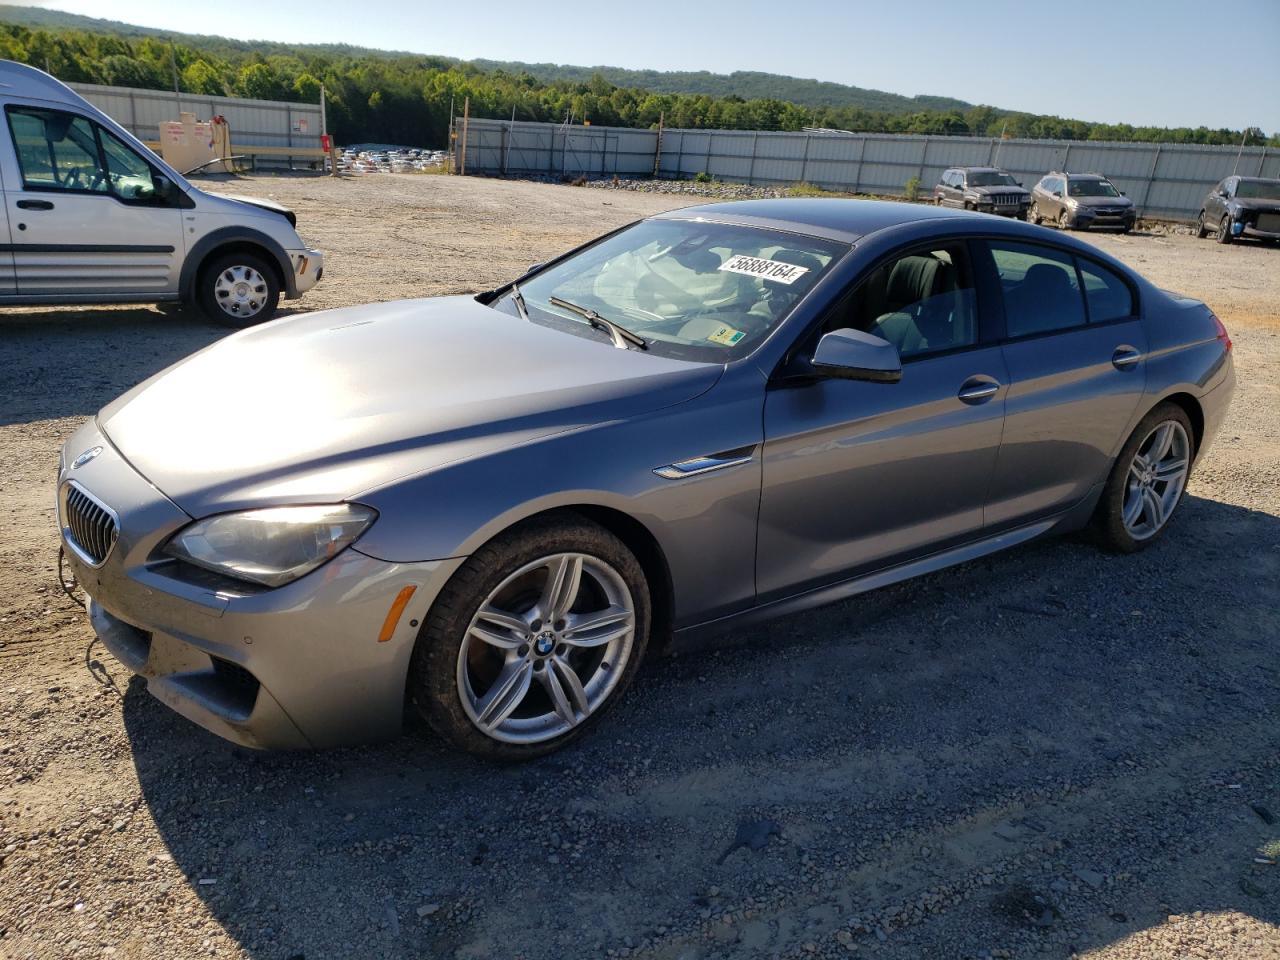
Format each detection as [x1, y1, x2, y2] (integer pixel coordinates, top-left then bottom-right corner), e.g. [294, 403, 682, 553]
[31, 0, 1280, 131]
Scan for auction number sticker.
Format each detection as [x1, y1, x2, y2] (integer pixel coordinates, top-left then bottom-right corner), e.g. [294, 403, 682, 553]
[718, 254, 810, 285]
[707, 324, 745, 346]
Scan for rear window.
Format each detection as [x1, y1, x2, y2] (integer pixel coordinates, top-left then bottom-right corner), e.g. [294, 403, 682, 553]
[1078, 259, 1135, 322]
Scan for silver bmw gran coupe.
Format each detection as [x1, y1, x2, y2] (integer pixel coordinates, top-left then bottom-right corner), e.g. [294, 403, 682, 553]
[57, 199, 1235, 758]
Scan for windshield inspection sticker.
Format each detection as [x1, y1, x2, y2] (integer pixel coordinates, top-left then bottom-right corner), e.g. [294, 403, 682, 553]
[707, 324, 746, 346]
[718, 254, 810, 285]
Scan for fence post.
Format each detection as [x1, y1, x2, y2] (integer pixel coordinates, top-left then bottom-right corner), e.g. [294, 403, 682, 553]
[747, 131, 759, 184]
[500, 123, 508, 176]
[1138, 145, 1162, 217]
[799, 133, 812, 184]
[916, 137, 930, 190]
[675, 130, 684, 178]
[653, 112, 664, 177]
[1061, 142, 1072, 173]
[987, 138, 996, 165]
[1258, 147, 1268, 177]
[853, 136, 866, 194]
[460, 97, 470, 176]
[704, 133, 712, 177]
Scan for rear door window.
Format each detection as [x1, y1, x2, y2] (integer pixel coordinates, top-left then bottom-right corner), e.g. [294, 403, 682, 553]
[1076, 259, 1135, 323]
[988, 241, 1086, 337]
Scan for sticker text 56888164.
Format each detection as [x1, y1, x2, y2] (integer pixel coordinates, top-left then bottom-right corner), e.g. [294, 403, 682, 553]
[718, 254, 811, 285]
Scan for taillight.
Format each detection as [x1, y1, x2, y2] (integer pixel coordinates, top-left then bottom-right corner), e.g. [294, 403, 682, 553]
[1211, 312, 1232, 353]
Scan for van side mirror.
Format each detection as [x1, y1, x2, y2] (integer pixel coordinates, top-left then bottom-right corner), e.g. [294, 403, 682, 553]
[152, 174, 173, 200]
[811, 329, 902, 383]
[526, 262, 544, 275]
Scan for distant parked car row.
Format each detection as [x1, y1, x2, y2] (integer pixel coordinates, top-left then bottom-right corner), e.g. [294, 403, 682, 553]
[937, 165, 1280, 245]
[934, 167, 1136, 232]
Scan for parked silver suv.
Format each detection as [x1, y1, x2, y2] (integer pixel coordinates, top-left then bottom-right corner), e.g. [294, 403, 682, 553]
[933, 167, 1031, 219]
[1029, 172, 1136, 232]
[0, 60, 323, 326]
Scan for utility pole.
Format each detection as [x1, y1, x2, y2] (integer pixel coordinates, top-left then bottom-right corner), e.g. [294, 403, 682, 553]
[1232, 126, 1251, 175]
[653, 111, 664, 177]
[459, 97, 470, 176]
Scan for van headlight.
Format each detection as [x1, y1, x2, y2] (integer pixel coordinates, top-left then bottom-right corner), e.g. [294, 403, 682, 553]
[164, 503, 377, 587]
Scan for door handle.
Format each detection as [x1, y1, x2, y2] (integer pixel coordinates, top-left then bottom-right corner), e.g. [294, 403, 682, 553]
[1112, 346, 1143, 369]
[16, 199, 54, 210]
[957, 378, 1000, 403]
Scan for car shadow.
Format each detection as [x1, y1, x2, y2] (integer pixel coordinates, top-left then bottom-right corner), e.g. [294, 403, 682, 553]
[117, 493, 1280, 958]
[0, 305, 309, 426]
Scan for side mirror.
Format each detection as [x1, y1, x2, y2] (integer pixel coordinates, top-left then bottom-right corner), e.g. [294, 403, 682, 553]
[1119, 190, 1126, 196]
[1052, 190, 1063, 199]
[811, 329, 902, 383]
[1017, 181, 1024, 187]
[526, 262, 544, 275]
[152, 174, 173, 200]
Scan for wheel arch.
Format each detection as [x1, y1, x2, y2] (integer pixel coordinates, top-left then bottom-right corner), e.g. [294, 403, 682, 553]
[181, 227, 296, 301]
[1155, 391, 1205, 456]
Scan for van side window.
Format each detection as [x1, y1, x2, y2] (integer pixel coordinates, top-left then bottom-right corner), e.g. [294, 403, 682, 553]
[99, 127, 168, 205]
[6, 107, 108, 194]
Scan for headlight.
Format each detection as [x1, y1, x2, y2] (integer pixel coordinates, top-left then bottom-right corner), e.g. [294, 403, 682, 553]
[164, 503, 377, 587]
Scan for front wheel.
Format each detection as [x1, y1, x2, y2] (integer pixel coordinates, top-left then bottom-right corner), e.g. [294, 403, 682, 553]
[409, 514, 651, 759]
[1092, 403, 1195, 553]
[197, 252, 281, 327]
[1057, 208, 1073, 230]
[1216, 215, 1234, 245]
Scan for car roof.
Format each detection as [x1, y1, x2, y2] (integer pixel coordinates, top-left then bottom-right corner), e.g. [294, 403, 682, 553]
[654, 198, 984, 243]
[1237, 176, 1280, 184]
[0, 59, 86, 107]
[957, 166, 1004, 173]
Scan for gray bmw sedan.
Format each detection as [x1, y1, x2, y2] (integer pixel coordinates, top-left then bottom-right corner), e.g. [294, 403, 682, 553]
[58, 199, 1235, 758]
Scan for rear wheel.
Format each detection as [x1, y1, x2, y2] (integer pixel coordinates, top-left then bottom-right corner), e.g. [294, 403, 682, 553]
[1092, 403, 1194, 553]
[1195, 211, 1208, 238]
[1027, 202, 1041, 225]
[409, 514, 650, 760]
[197, 251, 280, 327]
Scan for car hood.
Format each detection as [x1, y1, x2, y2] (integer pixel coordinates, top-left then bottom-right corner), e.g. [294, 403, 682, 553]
[99, 296, 722, 516]
[1230, 199, 1280, 213]
[1071, 195, 1133, 209]
[217, 194, 297, 226]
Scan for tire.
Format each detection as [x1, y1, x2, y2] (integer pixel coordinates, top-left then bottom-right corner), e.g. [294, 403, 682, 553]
[1057, 208, 1073, 230]
[196, 251, 281, 327]
[1195, 211, 1208, 239]
[1091, 402, 1195, 553]
[408, 513, 651, 760]
[1027, 202, 1041, 225]
[1216, 214, 1233, 245]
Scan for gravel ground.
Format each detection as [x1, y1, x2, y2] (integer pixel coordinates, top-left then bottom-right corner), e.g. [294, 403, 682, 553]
[1, 173, 1278, 960]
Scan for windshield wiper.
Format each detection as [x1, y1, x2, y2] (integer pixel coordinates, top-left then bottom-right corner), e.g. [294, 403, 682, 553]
[548, 296, 648, 350]
[509, 282, 530, 322]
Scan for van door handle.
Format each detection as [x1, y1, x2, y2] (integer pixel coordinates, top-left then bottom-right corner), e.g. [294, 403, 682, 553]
[16, 199, 54, 210]
[957, 377, 1000, 403]
[1112, 346, 1143, 369]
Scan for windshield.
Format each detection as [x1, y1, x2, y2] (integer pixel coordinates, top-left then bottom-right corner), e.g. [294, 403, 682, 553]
[494, 219, 847, 361]
[968, 171, 1017, 187]
[1236, 179, 1280, 201]
[1068, 179, 1120, 198]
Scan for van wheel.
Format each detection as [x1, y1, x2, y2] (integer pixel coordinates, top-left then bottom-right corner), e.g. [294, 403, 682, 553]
[197, 252, 280, 327]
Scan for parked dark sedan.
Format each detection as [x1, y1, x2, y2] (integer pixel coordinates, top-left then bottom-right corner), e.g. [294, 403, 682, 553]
[60, 199, 1235, 759]
[933, 167, 1031, 218]
[1196, 176, 1280, 244]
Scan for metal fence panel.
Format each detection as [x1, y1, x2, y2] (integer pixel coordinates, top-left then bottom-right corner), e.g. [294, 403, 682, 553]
[458, 117, 1275, 221]
[68, 83, 323, 155]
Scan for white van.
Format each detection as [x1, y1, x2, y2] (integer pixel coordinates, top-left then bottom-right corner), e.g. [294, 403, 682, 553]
[0, 60, 323, 326]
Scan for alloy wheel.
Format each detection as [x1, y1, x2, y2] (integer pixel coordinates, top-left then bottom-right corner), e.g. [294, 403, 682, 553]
[1028, 202, 1039, 224]
[213, 265, 269, 320]
[1121, 420, 1190, 541]
[1058, 209, 1071, 229]
[457, 552, 636, 744]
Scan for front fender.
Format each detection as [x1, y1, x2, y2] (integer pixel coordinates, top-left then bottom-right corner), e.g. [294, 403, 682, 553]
[352, 370, 766, 628]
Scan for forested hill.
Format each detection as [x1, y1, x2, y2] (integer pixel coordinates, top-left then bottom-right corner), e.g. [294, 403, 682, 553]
[0, 5, 1272, 149]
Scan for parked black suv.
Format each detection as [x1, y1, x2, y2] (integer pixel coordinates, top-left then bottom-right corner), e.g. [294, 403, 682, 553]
[1195, 176, 1280, 244]
[1029, 172, 1136, 232]
[933, 167, 1031, 219]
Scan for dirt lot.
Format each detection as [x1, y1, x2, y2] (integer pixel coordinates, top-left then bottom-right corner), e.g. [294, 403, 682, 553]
[1, 173, 1278, 960]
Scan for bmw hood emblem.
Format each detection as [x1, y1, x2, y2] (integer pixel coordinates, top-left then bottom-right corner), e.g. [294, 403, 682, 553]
[71, 446, 103, 470]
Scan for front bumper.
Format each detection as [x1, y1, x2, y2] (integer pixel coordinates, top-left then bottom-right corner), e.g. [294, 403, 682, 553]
[975, 201, 1030, 218]
[288, 247, 325, 297]
[1070, 209, 1136, 230]
[59, 420, 463, 749]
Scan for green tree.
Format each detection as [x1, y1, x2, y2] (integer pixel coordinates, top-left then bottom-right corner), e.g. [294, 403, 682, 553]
[182, 60, 225, 96]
